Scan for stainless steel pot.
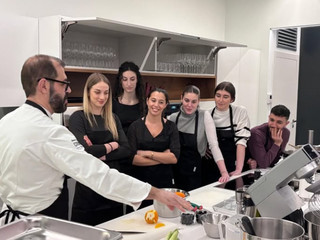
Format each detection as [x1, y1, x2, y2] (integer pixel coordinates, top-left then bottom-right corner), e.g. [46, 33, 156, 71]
[242, 217, 304, 240]
[304, 211, 320, 240]
[153, 188, 189, 218]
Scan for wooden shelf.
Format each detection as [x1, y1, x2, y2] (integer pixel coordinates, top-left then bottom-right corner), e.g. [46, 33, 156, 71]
[65, 68, 216, 102]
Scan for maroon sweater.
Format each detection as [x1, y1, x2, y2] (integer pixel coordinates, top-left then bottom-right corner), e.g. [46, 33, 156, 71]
[247, 123, 290, 168]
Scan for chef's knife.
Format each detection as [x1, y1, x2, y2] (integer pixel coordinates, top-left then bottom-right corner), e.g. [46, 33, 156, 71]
[101, 228, 146, 234]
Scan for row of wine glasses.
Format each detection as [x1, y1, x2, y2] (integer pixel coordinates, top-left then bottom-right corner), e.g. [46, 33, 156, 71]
[157, 53, 211, 74]
[62, 40, 118, 68]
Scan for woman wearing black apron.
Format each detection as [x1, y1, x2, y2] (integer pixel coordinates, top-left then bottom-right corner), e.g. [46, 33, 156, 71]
[203, 82, 250, 184]
[68, 73, 132, 226]
[127, 88, 180, 207]
[168, 86, 229, 191]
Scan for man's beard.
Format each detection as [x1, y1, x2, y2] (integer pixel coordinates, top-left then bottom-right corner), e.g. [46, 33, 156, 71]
[49, 88, 68, 113]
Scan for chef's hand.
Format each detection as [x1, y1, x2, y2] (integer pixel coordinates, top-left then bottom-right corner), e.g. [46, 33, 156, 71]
[147, 187, 193, 212]
[270, 128, 283, 146]
[247, 158, 257, 169]
[219, 171, 230, 183]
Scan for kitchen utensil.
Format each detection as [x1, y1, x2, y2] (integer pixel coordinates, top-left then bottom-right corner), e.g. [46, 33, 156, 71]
[218, 214, 244, 240]
[189, 201, 204, 211]
[240, 216, 256, 236]
[97, 213, 178, 240]
[200, 212, 225, 239]
[242, 194, 257, 217]
[242, 217, 304, 240]
[308, 193, 320, 218]
[196, 209, 209, 224]
[101, 228, 146, 234]
[235, 185, 249, 203]
[304, 211, 320, 240]
[153, 188, 189, 218]
[235, 186, 257, 217]
[0, 215, 119, 240]
[305, 181, 320, 218]
[180, 211, 195, 225]
[246, 144, 318, 219]
[189, 187, 235, 212]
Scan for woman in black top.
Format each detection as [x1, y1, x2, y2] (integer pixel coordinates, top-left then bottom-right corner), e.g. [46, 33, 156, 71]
[69, 73, 131, 226]
[127, 88, 180, 207]
[113, 61, 145, 135]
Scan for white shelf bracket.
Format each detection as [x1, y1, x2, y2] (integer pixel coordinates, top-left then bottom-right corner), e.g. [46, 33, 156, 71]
[140, 37, 157, 71]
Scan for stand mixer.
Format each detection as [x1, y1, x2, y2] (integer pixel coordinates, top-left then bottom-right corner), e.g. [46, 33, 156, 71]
[247, 144, 320, 219]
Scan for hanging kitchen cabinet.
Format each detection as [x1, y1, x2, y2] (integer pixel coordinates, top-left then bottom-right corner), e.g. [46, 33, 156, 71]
[39, 16, 246, 104]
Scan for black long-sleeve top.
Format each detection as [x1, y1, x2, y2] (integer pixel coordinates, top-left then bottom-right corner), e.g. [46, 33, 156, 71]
[69, 110, 132, 170]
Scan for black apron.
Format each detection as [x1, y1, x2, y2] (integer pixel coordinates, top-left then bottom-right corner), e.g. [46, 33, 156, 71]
[133, 118, 175, 208]
[174, 110, 202, 191]
[0, 100, 69, 224]
[71, 114, 124, 226]
[212, 106, 237, 172]
[202, 106, 237, 185]
[133, 117, 174, 188]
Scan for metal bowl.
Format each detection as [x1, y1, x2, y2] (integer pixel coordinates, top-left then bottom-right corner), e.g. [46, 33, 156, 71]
[200, 212, 220, 239]
[153, 188, 189, 218]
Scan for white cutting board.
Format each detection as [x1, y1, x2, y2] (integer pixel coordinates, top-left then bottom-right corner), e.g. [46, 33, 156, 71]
[97, 210, 178, 240]
[187, 187, 235, 210]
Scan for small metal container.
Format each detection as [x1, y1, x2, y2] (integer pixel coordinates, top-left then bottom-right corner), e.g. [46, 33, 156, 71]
[235, 185, 249, 203]
[153, 188, 189, 218]
[200, 212, 223, 239]
[304, 211, 320, 240]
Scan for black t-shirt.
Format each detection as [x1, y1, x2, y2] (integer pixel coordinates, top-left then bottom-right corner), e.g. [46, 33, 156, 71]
[112, 98, 142, 135]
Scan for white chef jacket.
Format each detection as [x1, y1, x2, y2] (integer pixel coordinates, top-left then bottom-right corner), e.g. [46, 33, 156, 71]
[0, 103, 151, 214]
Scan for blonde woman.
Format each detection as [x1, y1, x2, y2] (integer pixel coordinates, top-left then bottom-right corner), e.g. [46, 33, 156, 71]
[69, 73, 131, 225]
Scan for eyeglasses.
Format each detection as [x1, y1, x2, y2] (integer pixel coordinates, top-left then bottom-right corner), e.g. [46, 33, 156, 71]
[38, 77, 70, 91]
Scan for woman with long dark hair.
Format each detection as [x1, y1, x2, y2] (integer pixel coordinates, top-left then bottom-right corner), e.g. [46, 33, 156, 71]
[113, 61, 145, 134]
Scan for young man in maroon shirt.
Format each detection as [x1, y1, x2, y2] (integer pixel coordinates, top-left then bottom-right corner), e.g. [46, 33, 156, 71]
[246, 105, 290, 169]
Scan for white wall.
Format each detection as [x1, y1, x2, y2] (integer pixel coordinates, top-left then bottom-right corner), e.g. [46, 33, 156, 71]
[225, 0, 320, 124]
[217, 48, 260, 127]
[1, 0, 226, 41]
[0, 0, 228, 107]
[6, 0, 320, 125]
[0, 14, 38, 107]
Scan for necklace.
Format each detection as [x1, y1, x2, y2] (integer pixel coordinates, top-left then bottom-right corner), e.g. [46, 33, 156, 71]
[119, 96, 138, 105]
